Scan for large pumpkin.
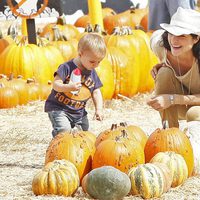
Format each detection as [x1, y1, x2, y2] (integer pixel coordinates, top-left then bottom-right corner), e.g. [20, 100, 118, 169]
[92, 131, 145, 173]
[82, 166, 131, 200]
[0, 38, 52, 84]
[95, 57, 115, 100]
[144, 128, 194, 176]
[45, 131, 96, 180]
[32, 159, 79, 196]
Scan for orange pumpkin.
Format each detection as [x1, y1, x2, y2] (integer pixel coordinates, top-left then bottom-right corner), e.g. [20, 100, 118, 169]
[0, 83, 19, 108]
[92, 131, 145, 173]
[95, 123, 147, 149]
[45, 131, 96, 180]
[144, 128, 194, 176]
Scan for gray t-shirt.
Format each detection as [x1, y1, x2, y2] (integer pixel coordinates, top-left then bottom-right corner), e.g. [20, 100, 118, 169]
[45, 59, 103, 122]
[148, 0, 195, 30]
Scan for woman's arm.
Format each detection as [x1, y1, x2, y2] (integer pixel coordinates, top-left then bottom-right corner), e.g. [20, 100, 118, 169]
[174, 94, 200, 106]
[147, 94, 200, 111]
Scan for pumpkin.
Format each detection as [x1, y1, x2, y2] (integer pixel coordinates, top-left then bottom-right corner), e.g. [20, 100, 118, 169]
[103, 6, 147, 34]
[32, 159, 79, 196]
[92, 130, 145, 173]
[106, 43, 140, 97]
[150, 151, 188, 187]
[144, 128, 194, 176]
[0, 83, 19, 108]
[152, 162, 173, 192]
[74, 8, 116, 28]
[40, 17, 80, 41]
[0, 35, 14, 55]
[128, 163, 165, 199]
[45, 131, 96, 180]
[82, 166, 131, 200]
[0, 37, 52, 84]
[95, 122, 147, 148]
[6, 75, 29, 105]
[140, 13, 148, 32]
[95, 57, 115, 100]
[49, 27, 77, 62]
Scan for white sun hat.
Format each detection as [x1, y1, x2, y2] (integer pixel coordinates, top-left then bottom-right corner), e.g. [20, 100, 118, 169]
[160, 7, 200, 36]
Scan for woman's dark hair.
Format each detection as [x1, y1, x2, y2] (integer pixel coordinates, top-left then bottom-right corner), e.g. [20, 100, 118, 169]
[161, 31, 200, 71]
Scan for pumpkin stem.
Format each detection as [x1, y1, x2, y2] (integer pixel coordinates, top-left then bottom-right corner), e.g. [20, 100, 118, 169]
[7, 23, 18, 40]
[57, 14, 66, 25]
[111, 124, 118, 130]
[121, 130, 128, 138]
[0, 29, 3, 39]
[8, 73, 14, 81]
[0, 83, 5, 88]
[112, 27, 121, 35]
[120, 122, 128, 127]
[85, 23, 93, 33]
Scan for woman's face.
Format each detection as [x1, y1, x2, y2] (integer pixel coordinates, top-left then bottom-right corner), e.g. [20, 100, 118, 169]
[168, 33, 199, 56]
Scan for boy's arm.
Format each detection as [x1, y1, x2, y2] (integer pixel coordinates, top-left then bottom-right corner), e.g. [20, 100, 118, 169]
[53, 74, 81, 93]
[92, 88, 104, 121]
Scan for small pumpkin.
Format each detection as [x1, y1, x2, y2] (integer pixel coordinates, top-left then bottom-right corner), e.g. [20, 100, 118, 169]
[32, 159, 80, 196]
[0, 83, 19, 108]
[128, 163, 165, 199]
[150, 151, 188, 187]
[82, 166, 131, 200]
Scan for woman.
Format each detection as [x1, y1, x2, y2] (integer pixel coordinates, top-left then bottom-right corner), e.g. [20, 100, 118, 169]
[147, 7, 200, 128]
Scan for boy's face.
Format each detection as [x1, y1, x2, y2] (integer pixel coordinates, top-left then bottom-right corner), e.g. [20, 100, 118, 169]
[79, 50, 105, 70]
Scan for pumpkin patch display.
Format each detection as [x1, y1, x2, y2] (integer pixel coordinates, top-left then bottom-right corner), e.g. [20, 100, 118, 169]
[45, 131, 96, 180]
[128, 163, 165, 199]
[144, 128, 194, 176]
[150, 152, 188, 187]
[82, 166, 131, 200]
[32, 159, 79, 196]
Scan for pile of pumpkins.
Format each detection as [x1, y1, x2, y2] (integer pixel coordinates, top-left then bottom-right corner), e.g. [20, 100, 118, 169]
[0, 6, 158, 107]
[32, 123, 196, 199]
[0, 74, 52, 108]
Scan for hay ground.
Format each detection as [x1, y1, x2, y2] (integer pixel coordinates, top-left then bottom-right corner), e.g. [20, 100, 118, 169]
[1, 93, 200, 200]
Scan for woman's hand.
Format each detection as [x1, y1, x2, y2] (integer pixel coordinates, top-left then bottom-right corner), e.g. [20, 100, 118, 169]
[147, 94, 172, 111]
[151, 63, 166, 79]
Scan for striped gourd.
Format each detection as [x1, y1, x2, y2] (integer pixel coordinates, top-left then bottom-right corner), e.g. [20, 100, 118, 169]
[128, 163, 165, 199]
[32, 159, 80, 196]
[150, 151, 188, 187]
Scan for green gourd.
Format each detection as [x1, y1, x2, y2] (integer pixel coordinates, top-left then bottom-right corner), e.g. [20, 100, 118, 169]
[82, 166, 131, 200]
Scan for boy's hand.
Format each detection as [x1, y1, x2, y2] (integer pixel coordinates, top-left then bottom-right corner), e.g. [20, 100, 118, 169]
[67, 82, 82, 92]
[93, 109, 104, 121]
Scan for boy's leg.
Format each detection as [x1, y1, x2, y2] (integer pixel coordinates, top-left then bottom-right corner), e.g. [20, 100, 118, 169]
[48, 110, 72, 137]
[74, 115, 89, 131]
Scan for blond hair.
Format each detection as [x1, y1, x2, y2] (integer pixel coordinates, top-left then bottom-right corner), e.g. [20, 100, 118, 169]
[78, 33, 106, 58]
